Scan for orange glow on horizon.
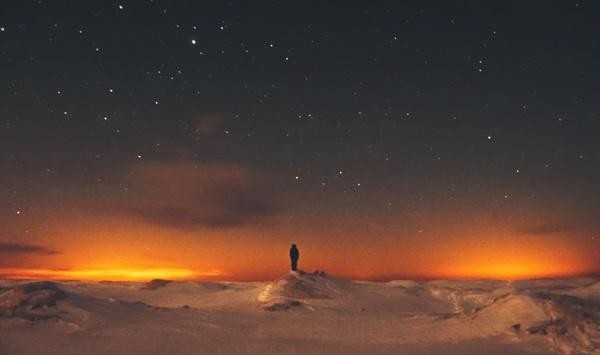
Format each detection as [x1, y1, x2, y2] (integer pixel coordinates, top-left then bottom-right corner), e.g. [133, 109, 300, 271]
[3, 212, 598, 282]
[435, 262, 587, 280]
[0, 267, 223, 281]
[0, 260, 591, 282]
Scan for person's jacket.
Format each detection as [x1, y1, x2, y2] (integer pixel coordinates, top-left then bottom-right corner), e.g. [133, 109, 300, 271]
[290, 247, 299, 260]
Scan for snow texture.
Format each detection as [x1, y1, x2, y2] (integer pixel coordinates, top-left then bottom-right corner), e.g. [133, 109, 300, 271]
[1, 272, 600, 355]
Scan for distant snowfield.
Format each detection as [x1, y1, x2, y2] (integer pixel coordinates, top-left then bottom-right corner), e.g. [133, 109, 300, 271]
[1, 271, 600, 355]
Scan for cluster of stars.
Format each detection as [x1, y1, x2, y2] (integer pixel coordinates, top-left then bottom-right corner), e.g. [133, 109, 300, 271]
[0, 2, 597, 242]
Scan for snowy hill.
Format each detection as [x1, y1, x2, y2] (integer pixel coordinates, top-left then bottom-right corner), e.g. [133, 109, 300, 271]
[1, 274, 600, 354]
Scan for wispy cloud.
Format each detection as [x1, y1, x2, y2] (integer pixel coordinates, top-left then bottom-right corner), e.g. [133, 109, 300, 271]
[0, 243, 59, 255]
[112, 161, 280, 229]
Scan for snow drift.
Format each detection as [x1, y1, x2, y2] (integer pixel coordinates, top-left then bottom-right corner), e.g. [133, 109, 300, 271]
[1, 275, 600, 355]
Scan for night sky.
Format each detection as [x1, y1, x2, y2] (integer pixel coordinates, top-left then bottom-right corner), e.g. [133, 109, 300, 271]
[1, 1, 599, 281]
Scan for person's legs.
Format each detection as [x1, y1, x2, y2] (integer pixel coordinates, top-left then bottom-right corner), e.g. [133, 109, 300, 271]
[291, 260, 297, 271]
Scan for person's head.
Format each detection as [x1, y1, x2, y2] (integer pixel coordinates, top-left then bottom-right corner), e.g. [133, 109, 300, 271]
[291, 243, 296, 248]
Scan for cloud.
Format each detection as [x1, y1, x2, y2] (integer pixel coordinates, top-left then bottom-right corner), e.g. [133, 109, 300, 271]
[116, 161, 280, 229]
[0, 243, 59, 255]
[194, 114, 224, 135]
[519, 224, 571, 235]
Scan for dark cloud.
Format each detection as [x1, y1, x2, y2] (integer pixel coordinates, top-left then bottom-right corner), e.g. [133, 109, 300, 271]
[519, 224, 571, 235]
[0, 243, 59, 255]
[117, 161, 280, 229]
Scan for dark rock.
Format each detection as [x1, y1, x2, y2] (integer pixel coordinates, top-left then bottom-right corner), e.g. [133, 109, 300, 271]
[260, 299, 302, 311]
[141, 279, 172, 290]
[0, 282, 67, 318]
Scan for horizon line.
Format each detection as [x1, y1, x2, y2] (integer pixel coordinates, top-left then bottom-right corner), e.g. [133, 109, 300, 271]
[1, 267, 598, 283]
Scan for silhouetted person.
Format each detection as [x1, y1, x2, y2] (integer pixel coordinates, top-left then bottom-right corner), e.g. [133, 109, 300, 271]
[289, 244, 299, 271]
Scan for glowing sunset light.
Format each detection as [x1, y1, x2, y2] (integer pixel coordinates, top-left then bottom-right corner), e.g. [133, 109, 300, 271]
[438, 262, 585, 280]
[415, 233, 593, 280]
[0, 267, 222, 281]
[4, 3, 600, 354]
[1, 221, 595, 282]
[2, 1, 600, 283]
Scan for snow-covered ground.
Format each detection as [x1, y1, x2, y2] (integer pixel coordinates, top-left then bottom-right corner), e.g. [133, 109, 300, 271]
[1, 271, 599, 355]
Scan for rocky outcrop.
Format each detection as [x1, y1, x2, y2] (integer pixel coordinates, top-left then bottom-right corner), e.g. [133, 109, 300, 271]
[0, 281, 67, 319]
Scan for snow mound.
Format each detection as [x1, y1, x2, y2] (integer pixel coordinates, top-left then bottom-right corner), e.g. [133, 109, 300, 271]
[452, 290, 600, 354]
[0, 281, 67, 319]
[258, 270, 349, 311]
[566, 281, 600, 302]
[524, 293, 600, 355]
[385, 280, 421, 288]
[512, 278, 597, 292]
[426, 281, 510, 314]
[270, 270, 348, 299]
[469, 294, 549, 330]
